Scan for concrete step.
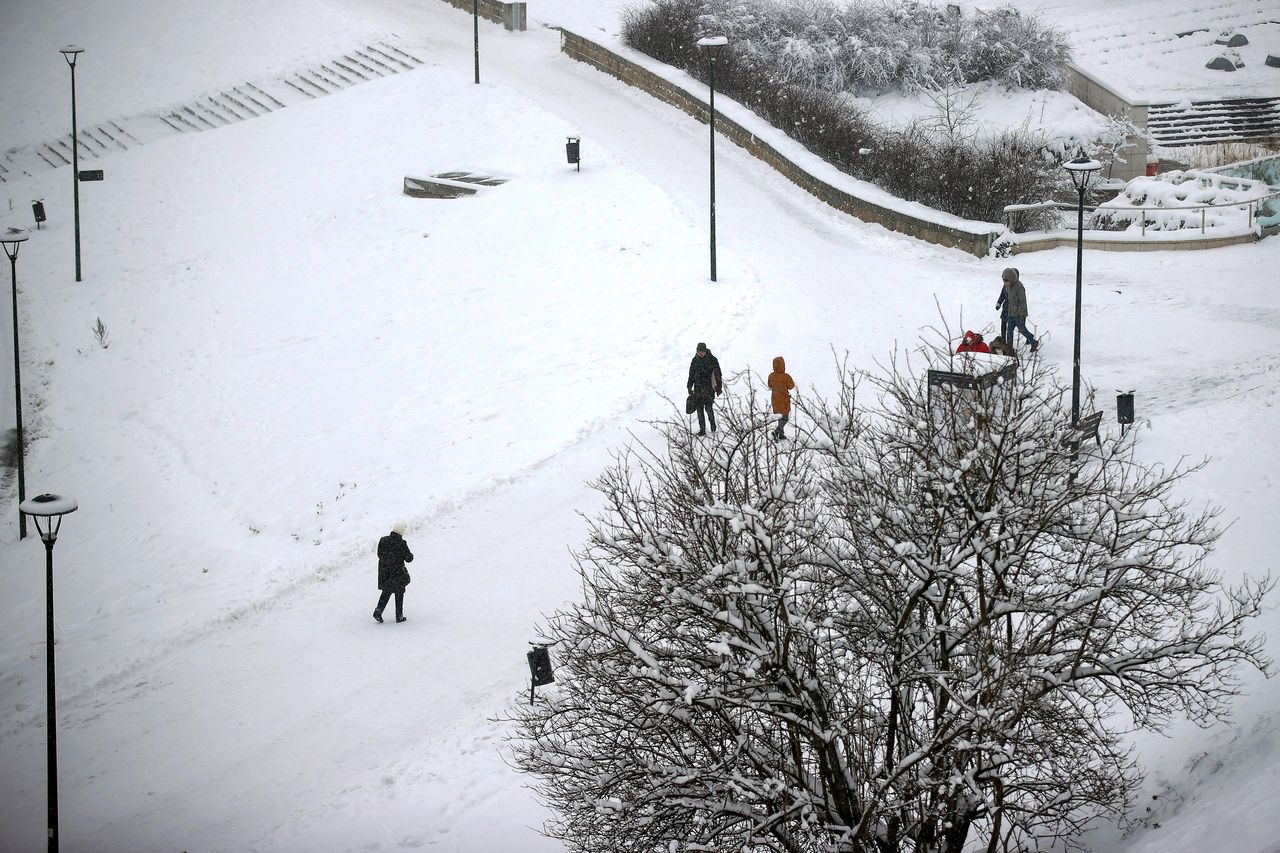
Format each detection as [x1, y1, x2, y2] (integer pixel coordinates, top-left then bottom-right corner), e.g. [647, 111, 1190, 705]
[0, 39, 424, 183]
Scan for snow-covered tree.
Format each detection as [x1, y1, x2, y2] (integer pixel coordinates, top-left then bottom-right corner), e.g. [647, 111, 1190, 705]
[509, 347, 1271, 853]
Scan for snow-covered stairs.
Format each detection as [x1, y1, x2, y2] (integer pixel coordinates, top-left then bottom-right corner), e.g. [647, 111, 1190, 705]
[0, 41, 424, 183]
[1147, 97, 1280, 147]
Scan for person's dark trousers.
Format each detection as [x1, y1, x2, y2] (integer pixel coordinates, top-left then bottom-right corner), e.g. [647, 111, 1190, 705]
[695, 399, 716, 433]
[375, 590, 404, 620]
[774, 412, 789, 439]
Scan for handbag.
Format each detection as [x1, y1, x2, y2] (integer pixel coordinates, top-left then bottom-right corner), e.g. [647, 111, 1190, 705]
[686, 393, 697, 414]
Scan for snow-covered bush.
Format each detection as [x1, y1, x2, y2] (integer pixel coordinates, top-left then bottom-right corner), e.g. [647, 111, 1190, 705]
[509, 347, 1272, 853]
[1091, 170, 1275, 233]
[626, 0, 1070, 96]
[621, 0, 1072, 223]
[2, 428, 20, 474]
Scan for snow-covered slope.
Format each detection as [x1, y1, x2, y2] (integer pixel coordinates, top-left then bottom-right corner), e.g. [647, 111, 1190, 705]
[1, 1, 1277, 851]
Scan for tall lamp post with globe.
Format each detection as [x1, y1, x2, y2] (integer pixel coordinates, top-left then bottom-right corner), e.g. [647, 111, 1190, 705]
[697, 35, 728, 282]
[19, 492, 78, 853]
[1062, 154, 1101, 425]
[2, 227, 30, 538]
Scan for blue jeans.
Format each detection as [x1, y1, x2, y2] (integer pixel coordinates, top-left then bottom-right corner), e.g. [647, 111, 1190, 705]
[1005, 315, 1036, 347]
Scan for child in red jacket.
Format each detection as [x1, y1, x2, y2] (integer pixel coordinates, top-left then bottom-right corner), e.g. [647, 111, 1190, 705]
[956, 330, 991, 354]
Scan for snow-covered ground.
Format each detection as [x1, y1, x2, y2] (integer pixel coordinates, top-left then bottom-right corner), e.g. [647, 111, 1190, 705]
[956, 0, 1280, 103]
[1, 1, 1277, 851]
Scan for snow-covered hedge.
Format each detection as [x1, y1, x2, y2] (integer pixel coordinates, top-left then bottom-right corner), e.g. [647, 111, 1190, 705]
[1092, 170, 1277, 233]
[622, 0, 1071, 224]
[623, 0, 1070, 95]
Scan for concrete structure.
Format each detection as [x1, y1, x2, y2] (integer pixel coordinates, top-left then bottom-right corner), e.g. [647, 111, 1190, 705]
[437, 0, 527, 31]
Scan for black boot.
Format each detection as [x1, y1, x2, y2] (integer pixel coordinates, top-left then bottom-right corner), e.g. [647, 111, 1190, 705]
[373, 611, 383, 623]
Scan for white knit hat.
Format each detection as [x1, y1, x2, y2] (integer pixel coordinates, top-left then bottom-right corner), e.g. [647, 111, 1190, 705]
[392, 521, 406, 536]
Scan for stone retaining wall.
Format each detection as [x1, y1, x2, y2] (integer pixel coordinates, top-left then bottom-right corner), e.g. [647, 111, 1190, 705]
[438, 0, 504, 26]
[559, 29, 1001, 258]
[437, 0, 522, 29]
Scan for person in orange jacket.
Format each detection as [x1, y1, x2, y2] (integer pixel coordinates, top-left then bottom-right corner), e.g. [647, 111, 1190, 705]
[767, 356, 796, 440]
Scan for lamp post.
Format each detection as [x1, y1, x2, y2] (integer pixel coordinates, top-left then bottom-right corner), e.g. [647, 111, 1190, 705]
[59, 46, 84, 283]
[472, 0, 480, 84]
[2, 227, 29, 539]
[697, 35, 727, 283]
[19, 492, 78, 853]
[1062, 154, 1101, 426]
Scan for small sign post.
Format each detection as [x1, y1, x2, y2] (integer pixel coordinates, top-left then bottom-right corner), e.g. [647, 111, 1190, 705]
[77, 169, 104, 182]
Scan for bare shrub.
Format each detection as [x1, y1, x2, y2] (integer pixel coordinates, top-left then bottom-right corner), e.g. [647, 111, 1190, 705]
[509, 346, 1272, 853]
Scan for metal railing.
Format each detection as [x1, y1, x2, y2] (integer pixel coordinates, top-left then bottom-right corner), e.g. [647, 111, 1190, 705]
[1004, 188, 1280, 236]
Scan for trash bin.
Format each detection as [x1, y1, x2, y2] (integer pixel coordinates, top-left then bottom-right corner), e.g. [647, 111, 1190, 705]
[565, 137, 580, 166]
[527, 645, 554, 686]
[1116, 392, 1135, 425]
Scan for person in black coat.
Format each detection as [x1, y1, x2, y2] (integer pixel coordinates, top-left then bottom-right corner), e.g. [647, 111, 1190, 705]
[687, 342, 723, 435]
[374, 521, 414, 623]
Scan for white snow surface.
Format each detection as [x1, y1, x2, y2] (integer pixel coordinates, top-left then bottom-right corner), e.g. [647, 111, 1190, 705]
[951, 0, 1280, 103]
[1, 1, 1278, 852]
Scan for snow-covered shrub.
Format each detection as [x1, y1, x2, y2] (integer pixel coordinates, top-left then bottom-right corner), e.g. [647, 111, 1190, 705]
[618, 0, 702, 69]
[1179, 141, 1280, 171]
[964, 6, 1069, 90]
[621, 0, 1071, 222]
[1091, 170, 1272, 233]
[509, 347, 1272, 853]
[2, 428, 20, 474]
[627, 0, 1070, 96]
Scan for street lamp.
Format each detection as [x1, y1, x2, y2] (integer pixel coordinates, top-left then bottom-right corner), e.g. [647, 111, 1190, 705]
[697, 35, 727, 283]
[1062, 154, 1101, 426]
[472, 0, 480, 84]
[19, 492, 78, 853]
[2, 227, 29, 539]
[59, 46, 84, 283]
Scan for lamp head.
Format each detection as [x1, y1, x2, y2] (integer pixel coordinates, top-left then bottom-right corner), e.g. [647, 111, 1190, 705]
[2, 227, 29, 261]
[1063, 154, 1102, 193]
[19, 493, 78, 543]
[60, 45, 85, 66]
[697, 35, 728, 57]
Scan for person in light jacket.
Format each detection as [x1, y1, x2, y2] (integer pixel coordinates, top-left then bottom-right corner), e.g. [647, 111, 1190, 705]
[999, 268, 1039, 352]
[767, 356, 796, 440]
[374, 521, 413, 624]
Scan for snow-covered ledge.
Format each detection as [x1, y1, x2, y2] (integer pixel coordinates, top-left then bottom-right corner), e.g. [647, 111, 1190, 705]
[558, 27, 1004, 259]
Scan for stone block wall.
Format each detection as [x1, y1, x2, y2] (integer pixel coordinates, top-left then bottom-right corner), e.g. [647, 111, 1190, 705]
[438, 0, 506, 26]
[559, 29, 1000, 258]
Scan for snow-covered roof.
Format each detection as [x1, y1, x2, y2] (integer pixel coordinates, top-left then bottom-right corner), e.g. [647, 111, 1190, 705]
[957, 0, 1280, 104]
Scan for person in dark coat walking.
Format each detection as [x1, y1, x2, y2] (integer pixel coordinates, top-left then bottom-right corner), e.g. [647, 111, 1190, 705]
[998, 267, 1039, 352]
[687, 342, 723, 435]
[374, 521, 413, 623]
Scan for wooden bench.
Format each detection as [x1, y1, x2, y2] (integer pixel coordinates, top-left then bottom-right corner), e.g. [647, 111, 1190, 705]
[1062, 411, 1103, 448]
